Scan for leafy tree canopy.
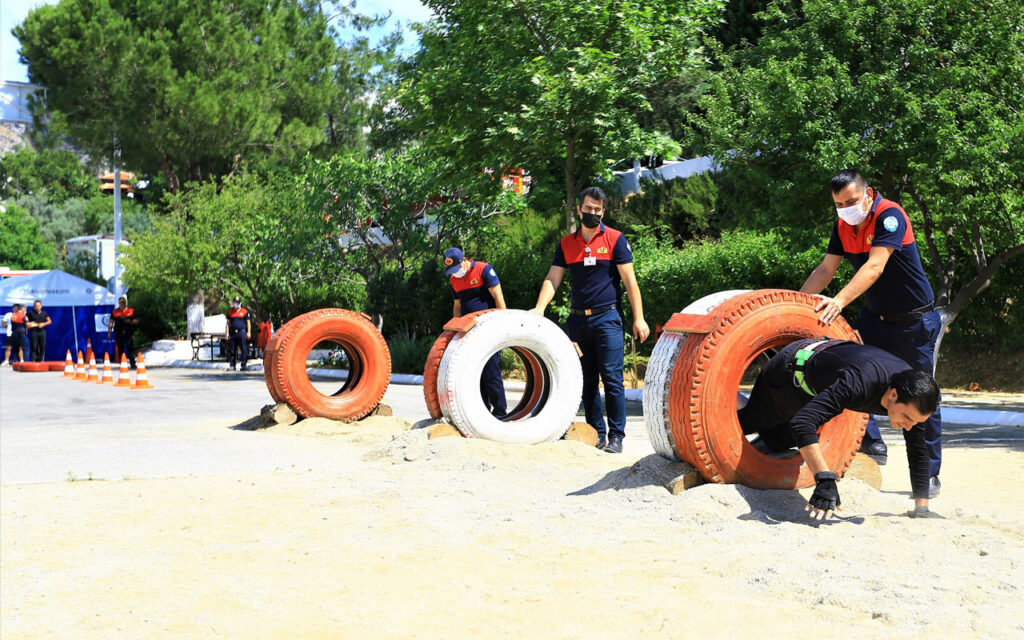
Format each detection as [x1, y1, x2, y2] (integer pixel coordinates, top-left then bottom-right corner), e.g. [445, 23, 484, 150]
[694, 0, 1024, 330]
[0, 202, 56, 270]
[391, 0, 723, 229]
[0, 146, 100, 203]
[15, 0, 383, 193]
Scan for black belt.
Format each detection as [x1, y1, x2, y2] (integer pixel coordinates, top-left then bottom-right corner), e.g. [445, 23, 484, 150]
[569, 304, 617, 317]
[877, 303, 933, 324]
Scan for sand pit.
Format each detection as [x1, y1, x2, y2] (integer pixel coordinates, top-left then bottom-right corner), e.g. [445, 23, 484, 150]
[2, 412, 1022, 638]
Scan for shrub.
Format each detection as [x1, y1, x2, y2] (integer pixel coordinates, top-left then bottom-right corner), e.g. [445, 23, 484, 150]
[387, 333, 434, 375]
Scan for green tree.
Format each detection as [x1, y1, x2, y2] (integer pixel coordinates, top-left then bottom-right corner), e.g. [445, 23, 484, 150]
[393, 0, 723, 231]
[15, 0, 374, 193]
[694, 0, 1024, 351]
[0, 147, 100, 203]
[0, 203, 56, 270]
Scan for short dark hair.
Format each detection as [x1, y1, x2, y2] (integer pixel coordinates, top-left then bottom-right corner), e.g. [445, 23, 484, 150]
[13, 304, 22, 311]
[829, 169, 867, 194]
[890, 369, 941, 415]
[34, 299, 42, 305]
[578, 186, 607, 205]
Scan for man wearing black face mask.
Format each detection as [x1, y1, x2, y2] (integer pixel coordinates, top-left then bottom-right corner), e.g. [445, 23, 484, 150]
[799, 169, 942, 499]
[530, 186, 650, 453]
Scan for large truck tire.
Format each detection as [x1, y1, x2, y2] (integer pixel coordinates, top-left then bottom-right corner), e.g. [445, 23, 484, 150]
[264, 309, 390, 421]
[13, 361, 51, 372]
[648, 289, 867, 490]
[644, 290, 751, 461]
[437, 309, 582, 444]
[422, 310, 496, 419]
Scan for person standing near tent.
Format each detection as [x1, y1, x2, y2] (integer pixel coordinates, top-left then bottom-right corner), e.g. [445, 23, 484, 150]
[25, 300, 52, 362]
[6, 304, 29, 363]
[226, 296, 251, 371]
[2, 307, 13, 366]
[108, 296, 139, 369]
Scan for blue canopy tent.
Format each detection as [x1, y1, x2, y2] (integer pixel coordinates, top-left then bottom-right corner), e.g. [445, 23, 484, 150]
[0, 270, 118, 360]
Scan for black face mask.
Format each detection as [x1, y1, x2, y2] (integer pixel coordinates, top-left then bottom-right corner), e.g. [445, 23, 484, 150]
[581, 212, 602, 229]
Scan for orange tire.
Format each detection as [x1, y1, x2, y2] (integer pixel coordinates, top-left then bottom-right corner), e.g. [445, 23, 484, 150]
[422, 310, 496, 419]
[263, 318, 297, 405]
[265, 309, 391, 420]
[13, 362, 51, 372]
[666, 289, 867, 489]
[45, 361, 66, 371]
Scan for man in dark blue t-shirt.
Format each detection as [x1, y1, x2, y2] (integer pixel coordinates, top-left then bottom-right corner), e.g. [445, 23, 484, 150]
[800, 169, 942, 498]
[444, 247, 508, 417]
[530, 186, 650, 454]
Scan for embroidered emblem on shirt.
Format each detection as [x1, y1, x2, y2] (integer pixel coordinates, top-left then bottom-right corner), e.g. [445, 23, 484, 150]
[597, 247, 608, 254]
[470, 279, 479, 285]
[883, 215, 899, 232]
[488, 268, 495, 277]
[867, 235, 873, 245]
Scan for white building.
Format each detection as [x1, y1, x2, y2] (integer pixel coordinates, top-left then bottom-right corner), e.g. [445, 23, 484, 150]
[65, 235, 129, 283]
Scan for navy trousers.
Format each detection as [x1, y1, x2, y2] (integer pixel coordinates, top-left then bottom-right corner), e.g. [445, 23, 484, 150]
[228, 330, 248, 368]
[480, 352, 507, 417]
[853, 307, 943, 476]
[9, 332, 29, 362]
[567, 309, 626, 440]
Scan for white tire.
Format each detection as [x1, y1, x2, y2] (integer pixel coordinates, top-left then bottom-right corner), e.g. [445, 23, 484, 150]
[643, 290, 750, 460]
[437, 309, 583, 444]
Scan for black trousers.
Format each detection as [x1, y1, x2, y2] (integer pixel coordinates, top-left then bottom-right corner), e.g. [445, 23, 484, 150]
[736, 341, 812, 452]
[30, 330, 46, 362]
[115, 332, 136, 368]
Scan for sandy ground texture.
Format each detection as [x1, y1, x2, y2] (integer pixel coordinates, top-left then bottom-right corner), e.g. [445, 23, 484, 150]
[3, 405, 1023, 639]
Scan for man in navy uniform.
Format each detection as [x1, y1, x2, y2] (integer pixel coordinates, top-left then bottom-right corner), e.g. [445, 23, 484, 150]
[108, 295, 140, 368]
[800, 169, 943, 497]
[530, 186, 650, 453]
[444, 247, 508, 418]
[738, 339, 940, 520]
[226, 296, 251, 371]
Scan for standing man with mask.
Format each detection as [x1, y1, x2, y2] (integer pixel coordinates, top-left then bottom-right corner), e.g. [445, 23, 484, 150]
[5, 304, 29, 363]
[530, 186, 650, 453]
[799, 169, 942, 497]
[25, 300, 52, 362]
[108, 296, 139, 369]
[226, 296, 251, 371]
[444, 247, 508, 418]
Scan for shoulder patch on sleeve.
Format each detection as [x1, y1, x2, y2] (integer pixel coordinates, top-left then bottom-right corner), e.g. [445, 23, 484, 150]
[488, 268, 495, 277]
[882, 215, 899, 232]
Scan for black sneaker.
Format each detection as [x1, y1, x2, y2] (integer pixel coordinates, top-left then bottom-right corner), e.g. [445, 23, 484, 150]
[604, 436, 623, 454]
[928, 476, 941, 499]
[240, 365, 248, 371]
[596, 436, 608, 450]
[858, 440, 888, 465]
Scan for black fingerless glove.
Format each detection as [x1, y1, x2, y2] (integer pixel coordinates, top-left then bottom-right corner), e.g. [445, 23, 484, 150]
[809, 471, 841, 511]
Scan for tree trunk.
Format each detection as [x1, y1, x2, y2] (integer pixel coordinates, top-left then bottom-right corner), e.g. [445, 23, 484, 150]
[186, 288, 205, 337]
[564, 134, 577, 234]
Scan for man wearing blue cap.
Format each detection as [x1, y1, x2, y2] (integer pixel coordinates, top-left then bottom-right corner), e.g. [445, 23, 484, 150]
[444, 247, 508, 417]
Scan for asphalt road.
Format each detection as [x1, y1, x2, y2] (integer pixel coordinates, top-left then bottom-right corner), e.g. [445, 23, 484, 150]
[1, 367, 1020, 485]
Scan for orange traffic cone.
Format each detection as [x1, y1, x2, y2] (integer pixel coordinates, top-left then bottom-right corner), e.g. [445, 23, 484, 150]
[74, 351, 87, 380]
[84, 351, 99, 382]
[97, 353, 113, 384]
[85, 338, 94, 362]
[114, 354, 133, 387]
[132, 354, 153, 390]
[62, 350, 75, 378]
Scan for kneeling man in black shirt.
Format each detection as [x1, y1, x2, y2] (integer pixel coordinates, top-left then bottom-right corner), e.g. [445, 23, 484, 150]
[738, 339, 940, 521]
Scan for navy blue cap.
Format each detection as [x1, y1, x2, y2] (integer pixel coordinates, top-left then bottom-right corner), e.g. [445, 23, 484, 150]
[443, 247, 465, 275]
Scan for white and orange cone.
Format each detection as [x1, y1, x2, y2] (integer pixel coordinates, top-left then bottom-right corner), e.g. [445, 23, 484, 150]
[85, 339, 94, 363]
[84, 351, 99, 382]
[114, 354, 133, 387]
[97, 353, 113, 384]
[62, 350, 75, 378]
[131, 354, 153, 390]
[74, 350, 87, 380]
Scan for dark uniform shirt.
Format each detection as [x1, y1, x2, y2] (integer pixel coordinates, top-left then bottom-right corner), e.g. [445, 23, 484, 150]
[228, 307, 249, 332]
[9, 310, 26, 334]
[552, 223, 633, 309]
[111, 307, 137, 336]
[826, 192, 934, 316]
[26, 309, 49, 332]
[791, 342, 930, 497]
[449, 261, 500, 314]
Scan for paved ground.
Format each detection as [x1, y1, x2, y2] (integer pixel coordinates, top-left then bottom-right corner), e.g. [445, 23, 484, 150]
[1, 367, 1022, 485]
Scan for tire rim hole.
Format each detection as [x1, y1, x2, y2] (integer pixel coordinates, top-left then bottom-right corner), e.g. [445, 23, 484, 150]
[737, 341, 803, 459]
[305, 339, 362, 398]
[489, 346, 550, 422]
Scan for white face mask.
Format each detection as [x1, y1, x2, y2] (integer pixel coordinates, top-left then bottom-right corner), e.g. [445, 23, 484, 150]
[452, 266, 468, 279]
[836, 194, 870, 226]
